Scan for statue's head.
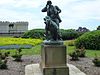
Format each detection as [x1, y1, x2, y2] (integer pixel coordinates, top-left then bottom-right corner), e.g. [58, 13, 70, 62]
[44, 16, 51, 21]
[47, 0, 52, 5]
[44, 16, 51, 25]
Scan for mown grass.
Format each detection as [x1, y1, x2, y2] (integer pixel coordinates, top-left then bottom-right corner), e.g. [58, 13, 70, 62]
[0, 45, 41, 56]
[65, 40, 100, 57]
[67, 46, 100, 57]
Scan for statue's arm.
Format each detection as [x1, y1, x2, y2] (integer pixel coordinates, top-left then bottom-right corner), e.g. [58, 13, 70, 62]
[55, 6, 61, 13]
[41, 6, 47, 12]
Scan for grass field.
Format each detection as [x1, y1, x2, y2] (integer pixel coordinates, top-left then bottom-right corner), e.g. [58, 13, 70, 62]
[67, 46, 100, 57]
[1, 45, 100, 58]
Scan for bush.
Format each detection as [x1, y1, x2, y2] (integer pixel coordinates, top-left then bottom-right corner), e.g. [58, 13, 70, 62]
[22, 29, 45, 39]
[0, 59, 7, 69]
[0, 51, 9, 69]
[75, 46, 86, 57]
[92, 54, 100, 67]
[12, 48, 22, 62]
[61, 29, 82, 40]
[69, 51, 79, 61]
[22, 29, 84, 40]
[69, 46, 86, 60]
[75, 30, 100, 50]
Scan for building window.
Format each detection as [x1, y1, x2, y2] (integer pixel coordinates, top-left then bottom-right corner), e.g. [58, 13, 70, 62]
[9, 24, 14, 28]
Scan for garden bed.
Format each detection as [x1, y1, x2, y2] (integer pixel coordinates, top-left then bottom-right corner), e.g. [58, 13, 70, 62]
[0, 55, 99, 75]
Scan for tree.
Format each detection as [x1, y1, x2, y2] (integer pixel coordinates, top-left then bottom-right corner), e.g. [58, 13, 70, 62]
[76, 27, 89, 32]
[97, 26, 100, 30]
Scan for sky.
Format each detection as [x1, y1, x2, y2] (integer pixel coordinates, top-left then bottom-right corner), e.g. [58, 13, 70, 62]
[0, 0, 100, 30]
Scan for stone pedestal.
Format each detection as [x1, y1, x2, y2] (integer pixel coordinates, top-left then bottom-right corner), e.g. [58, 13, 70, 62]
[40, 41, 69, 75]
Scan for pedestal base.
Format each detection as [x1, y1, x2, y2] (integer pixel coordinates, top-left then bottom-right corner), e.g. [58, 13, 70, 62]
[42, 66, 69, 75]
[25, 64, 86, 75]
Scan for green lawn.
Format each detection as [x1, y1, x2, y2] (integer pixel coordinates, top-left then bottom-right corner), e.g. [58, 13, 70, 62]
[67, 46, 100, 57]
[0, 45, 41, 56]
[1, 45, 100, 58]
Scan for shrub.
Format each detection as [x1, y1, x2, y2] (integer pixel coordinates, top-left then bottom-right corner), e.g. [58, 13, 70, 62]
[0, 59, 7, 69]
[22, 29, 45, 39]
[61, 29, 79, 40]
[75, 30, 100, 50]
[22, 29, 84, 40]
[0, 51, 9, 69]
[97, 26, 100, 30]
[69, 46, 86, 60]
[92, 54, 100, 67]
[69, 51, 79, 61]
[75, 46, 86, 57]
[12, 48, 22, 62]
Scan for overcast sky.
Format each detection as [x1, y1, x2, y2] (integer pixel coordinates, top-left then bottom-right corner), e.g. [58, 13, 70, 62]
[0, 0, 100, 30]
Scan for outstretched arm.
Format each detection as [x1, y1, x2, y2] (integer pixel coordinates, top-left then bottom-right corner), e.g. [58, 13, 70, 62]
[41, 6, 47, 12]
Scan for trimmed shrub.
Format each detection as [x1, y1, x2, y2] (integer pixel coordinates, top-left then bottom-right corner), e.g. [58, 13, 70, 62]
[0, 51, 9, 69]
[92, 54, 100, 67]
[61, 29, 80, 40]
[69, 51, 79, 61]
[12, 48, 22, 62]
[22, 29, 84, 40]
[75, 30, 100, 50]
[22, 29, 45, 39]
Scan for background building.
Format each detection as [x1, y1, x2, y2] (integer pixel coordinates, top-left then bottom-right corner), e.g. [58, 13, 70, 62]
[0, 21, 28, 37]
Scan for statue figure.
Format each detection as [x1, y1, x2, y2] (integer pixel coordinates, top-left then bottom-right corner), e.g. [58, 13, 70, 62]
[42, 0, 62, 26]
[42, 0, 62, 41]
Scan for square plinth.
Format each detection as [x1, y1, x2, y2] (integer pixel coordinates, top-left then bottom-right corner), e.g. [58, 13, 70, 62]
[41, 45, 67, 67]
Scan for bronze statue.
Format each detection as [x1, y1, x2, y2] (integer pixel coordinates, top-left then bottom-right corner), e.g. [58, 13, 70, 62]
[42, 0, 62, 41]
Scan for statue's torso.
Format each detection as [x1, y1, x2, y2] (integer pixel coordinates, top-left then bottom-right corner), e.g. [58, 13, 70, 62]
[47, 5, 57, 19]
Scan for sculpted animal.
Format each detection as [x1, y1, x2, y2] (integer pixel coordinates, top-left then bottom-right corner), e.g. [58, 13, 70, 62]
[44, 16, 59, 41]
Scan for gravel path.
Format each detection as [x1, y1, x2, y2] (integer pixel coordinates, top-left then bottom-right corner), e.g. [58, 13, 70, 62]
[0, 55, 100, 75]
[68, 56, 100, 75]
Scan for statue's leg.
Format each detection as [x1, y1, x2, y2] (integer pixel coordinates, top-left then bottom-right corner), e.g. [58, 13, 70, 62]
[45, 26, 49, 40]
[54, 19, 62, 40]
[57, 15, 62, 23]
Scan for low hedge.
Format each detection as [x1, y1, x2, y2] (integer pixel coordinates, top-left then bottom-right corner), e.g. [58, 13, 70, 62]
[22, 29, 84, 40]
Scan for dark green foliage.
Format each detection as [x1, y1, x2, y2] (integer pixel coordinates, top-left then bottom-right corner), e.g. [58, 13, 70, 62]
[76, 27, 90, 32]
[75, 30, 100, 50]
[97, 26, 100, 30]
[0, 59, 7, 69]
[0, 51, 10, 60]
[0, 51, 9, 69]
[61, 29, 82, 40]
[69, 47, 86, 60]
[75, 47, 86, 57]
[12, 48, 22, 62]
[92, 54, 100, 67]
[22, 29, 45, 39]
[69, 51, 79, 61]
[22, 29, 84, 40]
